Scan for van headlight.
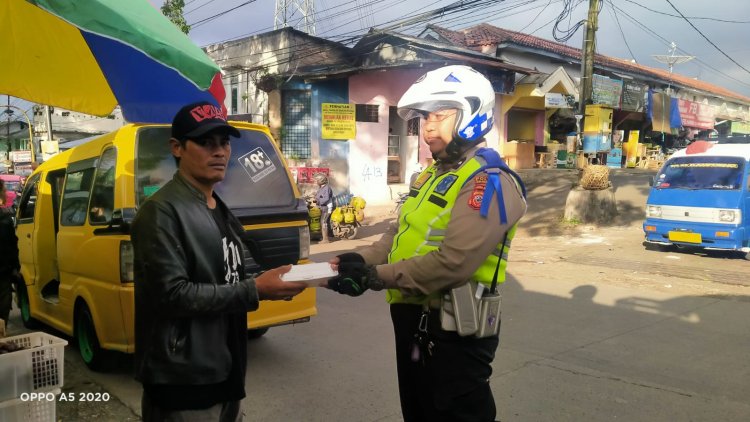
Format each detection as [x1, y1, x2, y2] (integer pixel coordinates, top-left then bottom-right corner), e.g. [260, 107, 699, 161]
[646, 205, 662, 218]
[299, 226, 310, 260]
[718, 209, 739, 223]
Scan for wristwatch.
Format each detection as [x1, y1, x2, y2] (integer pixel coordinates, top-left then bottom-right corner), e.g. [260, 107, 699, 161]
[366, 266, 386, 291]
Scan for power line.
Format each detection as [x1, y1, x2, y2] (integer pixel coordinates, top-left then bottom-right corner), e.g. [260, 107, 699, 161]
[518, 0, 552, 34]
[663, 0, 750, 76]
[623, 0, 750, 24]
[611, 2, 750, 90]
[189, 0, 259, 28]
[606, 0, 636, 62]
[184, 0, 217, 16]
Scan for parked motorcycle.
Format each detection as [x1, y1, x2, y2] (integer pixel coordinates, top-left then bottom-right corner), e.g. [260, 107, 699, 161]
[330, 195, 366, 240]
[391, 192, 409, 215]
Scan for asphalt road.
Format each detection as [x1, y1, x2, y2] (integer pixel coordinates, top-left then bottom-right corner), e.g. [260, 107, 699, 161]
[4, 167, 750, 421]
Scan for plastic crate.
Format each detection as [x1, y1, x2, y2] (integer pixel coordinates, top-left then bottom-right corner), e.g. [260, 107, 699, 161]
[0, 389, 59, 422]
[0, 332, 67, 402]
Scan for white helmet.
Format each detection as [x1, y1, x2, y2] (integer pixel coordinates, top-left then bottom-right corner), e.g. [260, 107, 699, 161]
[397, 65, 495, 142]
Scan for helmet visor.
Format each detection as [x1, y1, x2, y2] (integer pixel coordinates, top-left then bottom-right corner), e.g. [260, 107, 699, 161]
[396, 100, 462, 121]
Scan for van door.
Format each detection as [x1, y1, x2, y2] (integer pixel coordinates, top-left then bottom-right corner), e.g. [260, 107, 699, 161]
[56, 159, 97, 326]
[15, 173, 41, 287]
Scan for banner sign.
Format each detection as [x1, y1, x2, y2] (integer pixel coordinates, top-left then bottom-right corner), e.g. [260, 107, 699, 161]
[321, 103, 356, 140]
[592, 74, 623, 109]
[544, 93, 573, 108]
[621, 80, 645, 112]
[677, 99, 715, 130]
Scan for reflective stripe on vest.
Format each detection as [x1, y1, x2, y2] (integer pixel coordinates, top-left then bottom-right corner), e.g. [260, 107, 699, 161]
[386, 155, 517, 305]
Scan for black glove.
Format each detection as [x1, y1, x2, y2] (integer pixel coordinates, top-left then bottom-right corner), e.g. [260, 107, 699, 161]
[328, 253, 375, 297]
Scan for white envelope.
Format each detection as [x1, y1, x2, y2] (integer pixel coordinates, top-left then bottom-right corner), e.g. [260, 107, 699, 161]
[281, 262, 338, 285]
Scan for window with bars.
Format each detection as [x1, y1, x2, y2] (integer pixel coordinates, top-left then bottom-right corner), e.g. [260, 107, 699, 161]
[355, 104, 379, 122]
[407, 117, 420, 136]
[281, 89, 312, 159]
[230, 75, 239, 115]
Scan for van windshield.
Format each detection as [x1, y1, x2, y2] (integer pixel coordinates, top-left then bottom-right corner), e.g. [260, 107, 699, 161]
[136, 127, 296, 209]
[654, 156, 746, 190]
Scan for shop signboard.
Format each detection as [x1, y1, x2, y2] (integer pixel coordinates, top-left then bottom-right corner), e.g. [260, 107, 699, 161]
[732, 121, 750, 134]
[677, 99, 715, 130]
[621, 80, 645, 112]
[592, 74, 623, 109]
[321, 103, 356, 140]
[10, 150, 32, 163]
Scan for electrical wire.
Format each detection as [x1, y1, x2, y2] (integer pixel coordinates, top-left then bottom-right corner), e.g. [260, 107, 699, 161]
[623, 0, 750, 24]
[552, 0, 586, 42]
[611, 2, 750, 90]
[184, 0, 217, 16]
[517, 0, 552, 33]
[189, 0, 259, 28]
[606, 0, 636, 62]
[663, 0, 750, 76]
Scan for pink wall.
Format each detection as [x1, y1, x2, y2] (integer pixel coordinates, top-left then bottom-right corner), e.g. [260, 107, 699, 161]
[348, 69, 426, 204]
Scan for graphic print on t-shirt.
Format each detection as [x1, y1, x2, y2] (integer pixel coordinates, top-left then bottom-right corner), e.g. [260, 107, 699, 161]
[223, 237, 241, 284]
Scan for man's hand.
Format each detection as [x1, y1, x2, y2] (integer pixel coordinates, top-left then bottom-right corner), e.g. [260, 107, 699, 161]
[254, 265, 307, 301]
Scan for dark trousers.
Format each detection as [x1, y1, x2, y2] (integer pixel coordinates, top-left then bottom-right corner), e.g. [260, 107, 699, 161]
[141, 392, 242, 422]
[0, 272, 13, 322]
[390, 303, 499, 422]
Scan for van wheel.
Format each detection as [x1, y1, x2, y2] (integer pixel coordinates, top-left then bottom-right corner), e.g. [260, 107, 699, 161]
[76, 304, 116, 372]
[15, 281, 40, 329]
[247, 328, 269, 340]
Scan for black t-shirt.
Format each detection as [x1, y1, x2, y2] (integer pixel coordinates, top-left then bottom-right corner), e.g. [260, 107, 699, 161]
[144, 205, 247, 410]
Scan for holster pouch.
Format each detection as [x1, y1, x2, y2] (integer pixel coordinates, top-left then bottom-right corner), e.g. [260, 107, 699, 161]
[476, 292, 502, 338]
[439, 291, 457, 332]
[443, 282, 478, 336]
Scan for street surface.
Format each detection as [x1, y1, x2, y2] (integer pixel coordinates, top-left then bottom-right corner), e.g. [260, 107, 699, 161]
[4, 168, 749, 421]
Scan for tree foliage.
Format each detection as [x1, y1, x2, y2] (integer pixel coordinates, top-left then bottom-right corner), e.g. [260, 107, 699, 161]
[160, 0, 190, 34]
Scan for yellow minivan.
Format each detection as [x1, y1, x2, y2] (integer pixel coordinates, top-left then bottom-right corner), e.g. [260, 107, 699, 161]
[14, 122, 316, 370]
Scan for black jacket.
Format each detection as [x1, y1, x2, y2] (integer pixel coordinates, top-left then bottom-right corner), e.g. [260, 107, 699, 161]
[132, 172, 259, 386]
[0, 208, 19, 275]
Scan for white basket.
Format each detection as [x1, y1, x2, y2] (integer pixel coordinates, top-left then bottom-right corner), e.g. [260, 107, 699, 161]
[0, 332, 67, 402]
[0, 389, 59, 422]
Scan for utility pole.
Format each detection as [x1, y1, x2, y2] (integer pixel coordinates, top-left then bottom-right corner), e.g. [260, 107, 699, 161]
[578, 0, 600, 116]
[45, 105, 54, 162]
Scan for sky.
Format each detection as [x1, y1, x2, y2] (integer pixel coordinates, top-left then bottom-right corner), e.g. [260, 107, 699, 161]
[7, 0, 750, 120]
[151, 0, 750, 98]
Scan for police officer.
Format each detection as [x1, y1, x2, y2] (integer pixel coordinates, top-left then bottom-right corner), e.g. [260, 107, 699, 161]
[325, 65, 527, 422]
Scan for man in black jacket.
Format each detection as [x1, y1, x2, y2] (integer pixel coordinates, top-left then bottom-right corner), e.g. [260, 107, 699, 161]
[132, 101, 307, 421]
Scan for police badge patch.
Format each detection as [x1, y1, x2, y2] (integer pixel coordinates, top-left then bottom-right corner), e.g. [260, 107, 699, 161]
[434, 174, 458, 195]
[468, 175, 487, 210]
